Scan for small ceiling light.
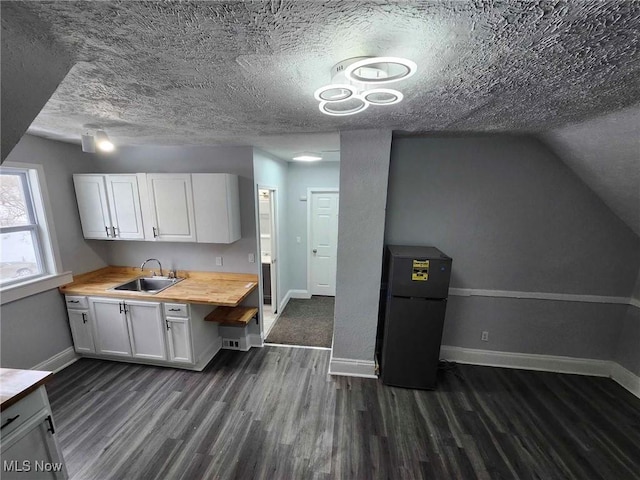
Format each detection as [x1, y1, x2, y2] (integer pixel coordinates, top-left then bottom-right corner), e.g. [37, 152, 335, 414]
[362, 88, 404, 105]
[292, 152, 323, 162]
[95, 130, 115, 152]
[344, 56, 417, 84]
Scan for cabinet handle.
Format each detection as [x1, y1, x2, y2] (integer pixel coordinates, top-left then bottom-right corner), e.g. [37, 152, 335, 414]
[1, 415, 19, 430]
[112, 226, 117, 237]
[165, 320, 170, 330]
[105, 226, 111, 237]
[153, 227, 158, 238]
[119, 302, 123, 314]
[123, 303, 129, 314]
[46, 415, 55, 434]
[168, 308, 180, 311]
[82, 312, 87, 323]
[68, 300, 80, 304]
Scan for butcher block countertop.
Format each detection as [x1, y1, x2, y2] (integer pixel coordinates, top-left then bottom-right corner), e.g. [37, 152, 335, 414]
[0, 368, 52, 411]
[59, 266, 258, 307]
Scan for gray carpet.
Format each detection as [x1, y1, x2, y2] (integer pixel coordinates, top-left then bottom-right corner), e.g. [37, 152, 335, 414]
[265, 296, 334, 348]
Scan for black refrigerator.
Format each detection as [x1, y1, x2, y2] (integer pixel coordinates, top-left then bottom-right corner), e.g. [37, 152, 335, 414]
[377, 245, 452, 389]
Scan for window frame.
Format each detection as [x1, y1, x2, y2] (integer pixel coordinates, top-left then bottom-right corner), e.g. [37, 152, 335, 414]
[0, 162, 72, 304]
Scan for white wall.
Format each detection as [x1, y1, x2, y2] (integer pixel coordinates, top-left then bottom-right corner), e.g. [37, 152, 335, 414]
[286, 161, 340, 291]
[385, 135, 640, 362]
[252, 149, 289, 311]
[333, 130, 392, 364]
[1, 135, 109, 368]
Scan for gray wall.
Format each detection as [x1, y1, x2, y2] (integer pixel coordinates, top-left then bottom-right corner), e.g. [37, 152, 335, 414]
[385, 135, 640, 361]
[386, 136, 639, 296]
[286, 161, 340, 291]
[1, 135, 109, 368]
[615, 268, 640, 376]
[92, 145, 259, 277]
[333, 130, 392, 361]
[252, 149, 290, 311]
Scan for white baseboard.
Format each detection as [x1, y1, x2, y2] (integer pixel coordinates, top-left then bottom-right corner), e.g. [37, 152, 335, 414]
[329, 356, 377, 378]
[32, 347, 79, 373]
[289, 289, 311, 299]
[441, 345, 639, 399]
[610, 362, 640, 398]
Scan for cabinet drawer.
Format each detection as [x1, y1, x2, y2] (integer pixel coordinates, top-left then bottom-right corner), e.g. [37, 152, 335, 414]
[65, 295, 88, 309]
[1, 386, 47, 437]
[164, 303, 189, 317]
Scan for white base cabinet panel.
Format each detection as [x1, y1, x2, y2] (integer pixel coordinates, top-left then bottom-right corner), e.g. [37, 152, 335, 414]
[165, 317, 193, 364]
[126, 301, 167, 361]
[90, 298, 132, 357]
[67, 309, 95, 354]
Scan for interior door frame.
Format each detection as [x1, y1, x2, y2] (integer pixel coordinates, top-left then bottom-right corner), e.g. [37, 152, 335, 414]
[306, 188, 339, 296]
[256, 184, 280, 338]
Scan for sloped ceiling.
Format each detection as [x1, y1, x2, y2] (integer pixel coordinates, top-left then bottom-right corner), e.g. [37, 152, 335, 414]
[1, 0, 639, 148]
[542, 104, 640, 238]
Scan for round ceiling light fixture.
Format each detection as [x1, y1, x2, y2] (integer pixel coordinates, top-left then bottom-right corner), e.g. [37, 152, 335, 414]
[361, 88, 404, 106]
[319, 96, 369, 116]
[344, 56, 417, 84]
[314, 84, 356, 102]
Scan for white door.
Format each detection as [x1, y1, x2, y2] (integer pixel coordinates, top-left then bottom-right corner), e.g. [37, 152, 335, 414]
[67, 309, 95, 354]
[73, 175, 112, 239]
[309, 191, 339, 296]
[90, 298, 132, 357]
[106, 175, 145, 240]
[146, 174, 196, 242]
[125, 300, 167, 360]
[165, 317, 193, 363]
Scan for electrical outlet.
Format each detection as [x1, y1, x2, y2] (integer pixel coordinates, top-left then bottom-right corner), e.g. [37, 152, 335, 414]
[481, 331, 489, 342]
[296, 236, 301, 244]
[248, 253, 255, 263]
[215, 257, 223, 266]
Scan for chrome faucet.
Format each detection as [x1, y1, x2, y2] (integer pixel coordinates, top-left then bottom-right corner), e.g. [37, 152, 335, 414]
[140, 258, 163, 277]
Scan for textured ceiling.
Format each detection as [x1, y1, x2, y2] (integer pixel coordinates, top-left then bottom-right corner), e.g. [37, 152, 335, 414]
[542, 103, 640, 237]
[3, 0, 639, 150]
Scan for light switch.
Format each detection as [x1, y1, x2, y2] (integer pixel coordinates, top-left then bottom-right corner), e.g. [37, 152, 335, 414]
[215, 256, 223, 266]
[248, 253, 255, 263]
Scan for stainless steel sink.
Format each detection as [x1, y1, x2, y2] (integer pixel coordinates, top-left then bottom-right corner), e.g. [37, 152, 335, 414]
[111, 276, 184, 294]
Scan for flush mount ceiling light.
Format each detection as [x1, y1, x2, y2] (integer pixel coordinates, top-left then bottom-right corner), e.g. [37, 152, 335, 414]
[81, 128, 115, 153]
[292, 152, 323, 162]
[314, 56, 416, 116]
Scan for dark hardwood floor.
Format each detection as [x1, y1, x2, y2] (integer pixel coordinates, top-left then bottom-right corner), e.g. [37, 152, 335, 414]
[47, 347, 640, 479]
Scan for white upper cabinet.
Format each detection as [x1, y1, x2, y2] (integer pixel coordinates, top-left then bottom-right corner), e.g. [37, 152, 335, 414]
[146, 174, 197, 242]
[105, 175, 145, 239]
[73, 174, 146, 240]
[192, 173, 241, 244]
[74, 172, 241, 244]
[73, 175, 112, 239]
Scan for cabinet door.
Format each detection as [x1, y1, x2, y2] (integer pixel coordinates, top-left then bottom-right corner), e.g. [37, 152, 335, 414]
[73, 175, 112, 239]
[125, 300, 167, 360]
[192, 173, 241, 243]
[1, 411, 67, 479]
[146, 174, 196, 242]
[67, 309, 95, 354]
[105, 175, 145, 240]
[165, 316, 193, 363]
[90, 298, 131, 357]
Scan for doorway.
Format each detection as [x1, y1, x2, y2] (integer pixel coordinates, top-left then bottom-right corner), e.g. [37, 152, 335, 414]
[308, 189, 339, 296]
[258, 188, 279, 336]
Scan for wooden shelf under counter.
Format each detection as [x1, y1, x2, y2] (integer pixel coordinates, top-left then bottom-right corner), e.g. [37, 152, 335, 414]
[205, 306, 258, 326]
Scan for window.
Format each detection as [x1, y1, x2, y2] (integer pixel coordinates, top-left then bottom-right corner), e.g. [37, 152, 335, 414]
[0, 162, 71, 303]
[0, 168, 44, 286]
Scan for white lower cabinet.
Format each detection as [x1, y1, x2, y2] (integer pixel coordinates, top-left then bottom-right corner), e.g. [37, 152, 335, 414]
[125, 300, 167, 361]
[0, 387, 68, 479]
[90, 298, 132, 357]
[165, 317, 193, 363]
[67, 309, 95, 354]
